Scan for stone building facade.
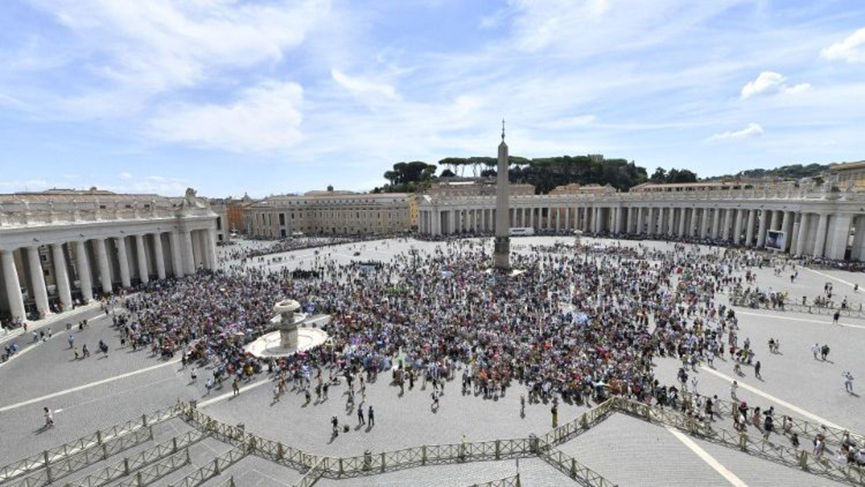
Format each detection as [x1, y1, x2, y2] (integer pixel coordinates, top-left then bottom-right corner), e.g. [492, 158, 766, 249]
[0, 188, 219, 323]
[418, 179, 865, 261]
[246, 188, 410, 238]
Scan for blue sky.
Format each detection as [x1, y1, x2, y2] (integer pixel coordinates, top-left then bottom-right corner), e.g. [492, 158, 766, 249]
[1, 0, 864, 197]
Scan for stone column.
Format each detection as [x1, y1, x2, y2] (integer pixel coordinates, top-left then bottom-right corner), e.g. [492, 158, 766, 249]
[795, 213, 809, 256]
[781, 211, 795, 252]
[769, 210, 779, 231]
[745, 210, 756, 247]
[94, 238, 112, 293]
[720, 209, 732, 241]
[850, 216, 865, 261]
[183, 230, 196, 274]
[207, 229, 218, 270]
[1, 249, 26, 322]
[813, 213, 829, 258]
[826, 214, 852, 260]
[115, 237, 131, 288]
[635, 208, 644, 235]
[757, 209, 768, 248]
[51, 243, 73, 311]
[135, 235, 149, 284]
[170, 232, 184, 278]
[733, 209, 744, 245]
[712, 208, 721, 239]
[152, 234, 166, 280]
[677, 208, 686, 236]
[75, 241, 93, 302]
[700, 208, 709, 239]
[27, 246, 50, 317]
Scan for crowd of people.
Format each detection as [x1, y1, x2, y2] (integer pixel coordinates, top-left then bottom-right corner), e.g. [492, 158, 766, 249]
[23, 232, 861, 467]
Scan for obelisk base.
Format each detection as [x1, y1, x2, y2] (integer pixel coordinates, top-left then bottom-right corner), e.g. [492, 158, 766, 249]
[493, 236, 510, 270]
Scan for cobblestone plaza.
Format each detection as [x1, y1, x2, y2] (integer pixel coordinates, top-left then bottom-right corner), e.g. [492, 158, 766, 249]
[1, 236, 864, 486]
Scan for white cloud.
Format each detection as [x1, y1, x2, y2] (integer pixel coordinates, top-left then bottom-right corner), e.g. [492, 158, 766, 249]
[707, 122, 764, 141]
[821, 27, 865, 63]
[149, 81, 303, 152]
[331, 69, 399, 102]
[21, 0, 329, 108]
[740, 72, 810, 99]
[119, 171, 132, 180]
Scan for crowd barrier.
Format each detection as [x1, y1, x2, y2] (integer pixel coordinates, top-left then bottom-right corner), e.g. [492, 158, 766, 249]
[679, 390, 865, 449]
[0, 405, 179, 485]
[730, 294, 865, 319]
[61, 429, 208, 487]
[165, 447, 248, 487]
[613, 397, 865, 485]
[5, 395, 863, 487]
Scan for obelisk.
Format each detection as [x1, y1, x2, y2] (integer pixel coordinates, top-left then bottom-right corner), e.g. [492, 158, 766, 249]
[494, 119, 510, 270]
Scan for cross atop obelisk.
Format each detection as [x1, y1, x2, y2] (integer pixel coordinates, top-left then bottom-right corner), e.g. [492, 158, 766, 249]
[493, 119, 510, 270]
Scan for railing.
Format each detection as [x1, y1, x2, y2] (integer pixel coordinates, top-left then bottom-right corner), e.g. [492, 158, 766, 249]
[537, 440, 618, 487]
[678, 390, 865, 449]
[7, 427, 154, 487]
[729, 294, 865, 319]
[0, 405, 180, 484]
[61, 429, 208, 487]
[113, 449, 191, 487]
[166, 447, 247, 487]
[172, 402, 609, 485]
[466, 473, 521, 487]
[292, 458, 324, 487]
[613, 397, 865, 485]
[543, 398, 615, 445]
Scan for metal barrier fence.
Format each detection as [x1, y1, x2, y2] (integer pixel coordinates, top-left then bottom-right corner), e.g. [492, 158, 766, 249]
[537, 440, 618, 487]
[174, 402, 614, 487]
[7, 427, 154, 487]
[466, 473, 521, 487]
[613, 397, 865, 486]
[730, 295, 865, 319]
[543, 398, 615, 446]
[0, 405, 180, 484]
[679, 390, 865, 449]
[166, 447, 248, 487]
[113, 449, 190, 487]
[61, 428, 208, 487]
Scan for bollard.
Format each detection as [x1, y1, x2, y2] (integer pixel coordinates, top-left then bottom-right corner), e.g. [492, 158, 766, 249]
[422, 445, 427, 465]
[739, 432, 747, 451]
[96, 430, 103, 445]
[581, 413, 588, 429]
[43, 450, 53, 484]
[213, 457, 220, 475]
[529, 435, 538, 454]
[124, 457, 131, 475]
[380, 452, 386, 473]
[570, 458, 577, 478]
[136, 471, 143, 487]
[172, 437, 178, 453]
[495, 440, 501, 460]
[149, 425, 154, 440]
[277, 442, 284, 460]
[339, 458, 343, 475]
[142, 414, 148, 427]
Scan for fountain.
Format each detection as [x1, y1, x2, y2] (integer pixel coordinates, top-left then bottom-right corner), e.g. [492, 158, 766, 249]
[244, 299, 329, 358]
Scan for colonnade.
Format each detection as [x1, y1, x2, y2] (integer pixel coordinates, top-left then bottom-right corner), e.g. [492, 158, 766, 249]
[0, 228, 217, 323]
[419, 203, 865, 262]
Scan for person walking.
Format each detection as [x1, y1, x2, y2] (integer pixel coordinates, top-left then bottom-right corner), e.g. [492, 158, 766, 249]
[43, 407, 54, 428]
[755, 361, 762, 380]
[833, 311, 840, 325]
[812, 343, 820, 360]
[357, 404, 365, 425]
[232, 378, 240, 396]
[368, 405, 375, 427]
[821, 344, 830, 361]
[843, 371, 855, 393]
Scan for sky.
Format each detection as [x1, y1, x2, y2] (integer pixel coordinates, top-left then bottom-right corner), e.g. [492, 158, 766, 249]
[1, 0, 864, 197]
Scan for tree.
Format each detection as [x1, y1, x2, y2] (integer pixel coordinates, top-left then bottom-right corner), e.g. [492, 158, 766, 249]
[440, 169, 456, 178]
[649, 168, 667, 184]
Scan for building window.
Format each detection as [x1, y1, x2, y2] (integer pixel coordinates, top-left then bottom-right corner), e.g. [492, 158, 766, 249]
[279, 213, 286, 225]
[216, 217, 222, 230]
